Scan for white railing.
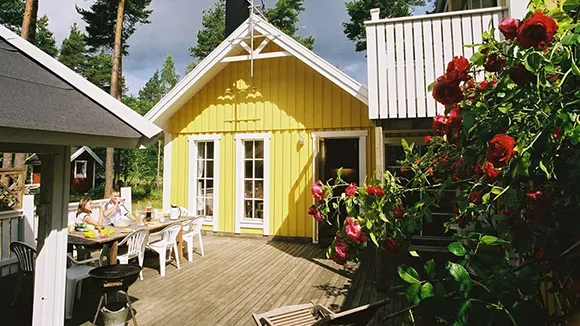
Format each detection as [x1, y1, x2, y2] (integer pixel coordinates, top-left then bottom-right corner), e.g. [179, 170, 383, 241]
[0, 210, 23, 276]
[365, 6, 508, 120]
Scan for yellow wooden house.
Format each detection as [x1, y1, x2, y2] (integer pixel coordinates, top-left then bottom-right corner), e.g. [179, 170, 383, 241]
[145, 14, 376, 241]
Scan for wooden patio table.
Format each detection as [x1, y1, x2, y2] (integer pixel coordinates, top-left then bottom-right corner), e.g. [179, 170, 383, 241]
[68, 215, 200, 265]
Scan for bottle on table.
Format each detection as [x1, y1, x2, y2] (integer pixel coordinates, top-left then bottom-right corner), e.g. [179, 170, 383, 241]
[145, 200, 152, 221]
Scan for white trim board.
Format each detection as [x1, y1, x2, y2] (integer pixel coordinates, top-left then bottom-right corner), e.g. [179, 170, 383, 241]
[162, 133, 173, 212]
[188, 134, 221, 233]
[145, 14, 369, 129]
[0, 25, 161, 140]
[70, 146, 104, 165]
[235, 133, 271, 235]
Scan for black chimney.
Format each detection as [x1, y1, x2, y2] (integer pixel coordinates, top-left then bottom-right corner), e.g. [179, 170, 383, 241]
[225, 0, 250, 37]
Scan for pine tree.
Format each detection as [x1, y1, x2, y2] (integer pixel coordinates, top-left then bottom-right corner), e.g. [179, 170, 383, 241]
[59, 24, 88, 73]
[35, 15, 58, 57]
[160, 55, 179, 94]
[343, 0, 425, 52]
[83, 51, 113, 92]
[0, 0, 24, 33]
[188, 0, 314, 71]
[137, 70, 163, 114]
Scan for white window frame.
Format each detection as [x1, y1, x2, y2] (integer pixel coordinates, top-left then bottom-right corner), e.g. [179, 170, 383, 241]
[235, 133, 271, 235]
[311, 130, 368, 243]
[188, 134, 221, 233]
[73, 160, 87, 179]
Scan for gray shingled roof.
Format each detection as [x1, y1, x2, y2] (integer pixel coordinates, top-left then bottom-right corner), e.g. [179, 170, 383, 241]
[0, 38, 140, 139]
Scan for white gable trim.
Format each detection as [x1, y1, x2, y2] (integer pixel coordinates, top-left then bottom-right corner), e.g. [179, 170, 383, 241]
[0, 25, 162, 140]
[145, 15, 369, 128]
[70, 146, 104, 165]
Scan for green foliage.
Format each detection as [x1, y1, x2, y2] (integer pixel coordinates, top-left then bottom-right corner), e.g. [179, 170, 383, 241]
[343, 0, 425, 52]
[83, 51, 113, 91]
[76, 0, 153, 54]
[59, 24, 88, 73]
[35, 15, 58, 57]
[188, 0, 315, 68]
[0, 0, 24, 33]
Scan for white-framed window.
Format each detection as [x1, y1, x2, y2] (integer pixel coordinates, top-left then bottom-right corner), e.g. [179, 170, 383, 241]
[188, 134, 221, 232]
[235, 133, 270, 235]
[74, 160, 87, 178]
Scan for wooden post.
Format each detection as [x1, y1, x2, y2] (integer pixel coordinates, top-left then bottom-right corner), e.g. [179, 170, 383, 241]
[33, 146, 71, 326]
[22, 194, 35, 246]
[162, 133, 173, 212]
[374, 126, 384, 181]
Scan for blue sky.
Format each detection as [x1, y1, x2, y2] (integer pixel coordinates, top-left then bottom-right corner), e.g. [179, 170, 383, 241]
[39, 0, 433, 96]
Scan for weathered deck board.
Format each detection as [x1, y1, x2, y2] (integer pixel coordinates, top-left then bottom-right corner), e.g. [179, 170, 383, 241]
[0, 235, 447, 325]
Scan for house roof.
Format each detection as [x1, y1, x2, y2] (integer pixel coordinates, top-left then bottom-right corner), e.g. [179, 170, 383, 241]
[145, 14, 369, 128]
[0, 25, 162, 149]
[25, 146, 104, 165]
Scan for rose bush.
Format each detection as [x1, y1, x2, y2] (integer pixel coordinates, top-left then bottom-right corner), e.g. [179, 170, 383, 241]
[309, 1, 580, 324]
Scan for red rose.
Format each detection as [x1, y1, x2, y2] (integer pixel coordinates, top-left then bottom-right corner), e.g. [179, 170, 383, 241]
[552, 126, 563, 140]
[393, 207, 405, 219]
[446, 56, 471, 82]
[424, 135, 432, 145]
[345, 217, 365, 244]
[382, 237, 400, 255]
[366, 185, 385, 197]
[311, 181, 326, 201]
[308, 205, 323, 222]
[499, 17, 521, 40]
[526, 190, 543, 201]
[484, 53, 506, 72]
[345, 183, 357, 197]
[427, 166, 434, 176]
[455, 216, 464, 225]
[509, 64, 535, 86]
[446, 105, 463, 135]
[486, 134, 516, 167]
[452, 204, 460, 214]
[483, 162, 499, 180]
[333, 238, 349, 265]
[516, 11, 558, 49]
[468, 191, 483, 204]
[432, 115, 447, 135]
[433, 75, 464, 106]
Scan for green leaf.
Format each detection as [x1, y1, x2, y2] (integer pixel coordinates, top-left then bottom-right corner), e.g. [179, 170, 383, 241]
[405, 283, 422, 304]
[424, 259, 436, 279]
[572, 57, 580, 76]
[525, 52, 543, 72]
[539, 160, 550, 179]
[369, 232, 379, 247]
[435, 282, 446, 297]
[480, 235, 510, 245]
[398, 265, 421, 284]
[447, 262, 472, 297]
[421, 282, 435, 299]
[448, 242, 467, 257]
[455, 299, 472, 325]
[482, 193, 490, 204]
[409, 249, 420, 257]
[470, 51, 486, 65]
[427, 80, 437, 92]
[491, 186, 503, 195]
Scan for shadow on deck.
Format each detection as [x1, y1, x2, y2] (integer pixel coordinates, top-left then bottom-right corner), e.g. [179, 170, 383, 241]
[0, 235, 451, 325]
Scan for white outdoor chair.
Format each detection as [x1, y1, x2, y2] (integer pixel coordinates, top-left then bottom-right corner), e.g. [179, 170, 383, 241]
[117, 228, 149, 280]
[146, 223, 181, 276]
[65, 251, 104, 319]
[10, 241, 36, 306]
[182, 217, 205, 262]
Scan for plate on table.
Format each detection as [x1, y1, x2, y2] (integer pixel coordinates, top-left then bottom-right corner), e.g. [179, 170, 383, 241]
[145, 221, 162, 226]
[120, 228, 134, 234]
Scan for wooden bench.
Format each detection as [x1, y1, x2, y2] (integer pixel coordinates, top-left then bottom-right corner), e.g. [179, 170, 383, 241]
[252, 298, 389, 326]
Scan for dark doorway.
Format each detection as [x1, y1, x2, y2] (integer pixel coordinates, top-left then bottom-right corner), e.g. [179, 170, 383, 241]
[318, 138, 360, 246]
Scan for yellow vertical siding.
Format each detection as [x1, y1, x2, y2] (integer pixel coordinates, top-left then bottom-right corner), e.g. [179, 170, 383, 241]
[168, 57, 374, 237]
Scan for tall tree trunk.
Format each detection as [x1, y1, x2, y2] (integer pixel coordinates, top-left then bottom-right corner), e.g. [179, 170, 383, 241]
[21, 0, 38, 43]
[105, 0, 126, 197]
[15, 0, 39, 174]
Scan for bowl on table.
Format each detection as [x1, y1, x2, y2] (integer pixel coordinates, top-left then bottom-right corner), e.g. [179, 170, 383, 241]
[112, 219, 132, 228]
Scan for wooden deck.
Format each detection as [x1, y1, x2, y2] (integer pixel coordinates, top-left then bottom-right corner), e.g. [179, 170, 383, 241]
[0, 235, 448, 325]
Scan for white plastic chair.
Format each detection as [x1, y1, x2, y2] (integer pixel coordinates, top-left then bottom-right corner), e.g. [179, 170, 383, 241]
[182, 217, 205, 262]
[117, 228, 149, 280]
[65, 251, 103, 319]
[146, 223, 181, 276]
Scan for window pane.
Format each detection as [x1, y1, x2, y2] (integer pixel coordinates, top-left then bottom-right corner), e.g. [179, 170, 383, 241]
[206, 179, 214, 192]
[245, 141, 253, 159]
[255, 181, 263, 199]
[245, 180, 253, 198]
[198, 142, 206, 158]
[255, 160, 263, 179]
[206, 141, 214, 159]
[255, 200, 263, 219]
[245, 161, 253, 179]
[245, 200, 253, 218]
[206, 160, 214, 178]
[255, 141, 264, 159]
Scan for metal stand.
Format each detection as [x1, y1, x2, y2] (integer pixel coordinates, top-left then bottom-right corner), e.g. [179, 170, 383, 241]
[92, 290, 138, 326]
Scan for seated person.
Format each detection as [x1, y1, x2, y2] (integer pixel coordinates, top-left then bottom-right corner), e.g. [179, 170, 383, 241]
[103, 189, 136, 225]
[75, 198, 104, 227]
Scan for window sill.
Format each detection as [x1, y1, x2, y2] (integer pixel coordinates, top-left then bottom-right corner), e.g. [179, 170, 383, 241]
[240, 219, 264, 229]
